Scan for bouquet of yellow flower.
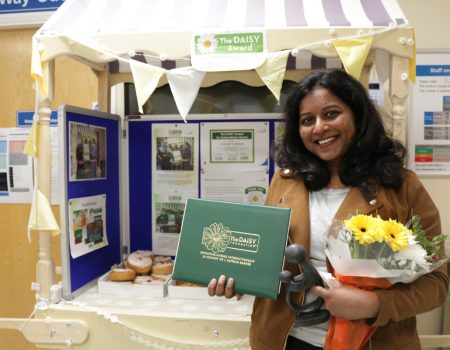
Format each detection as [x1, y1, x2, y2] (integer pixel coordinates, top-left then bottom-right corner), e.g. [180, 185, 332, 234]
[325, 214, 447, 283]
[323, 214, 447, 350]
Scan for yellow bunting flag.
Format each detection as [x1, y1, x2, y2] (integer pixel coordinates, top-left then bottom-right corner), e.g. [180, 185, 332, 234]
[28, 189, 60, 242]
[332, 36, 374, 80]
[408, 30, 416, 83]
[31, 42, 47, 97]
[23, 120, 40, 158]
[129, 59, 165, 114]
[255, 50, 290, 102]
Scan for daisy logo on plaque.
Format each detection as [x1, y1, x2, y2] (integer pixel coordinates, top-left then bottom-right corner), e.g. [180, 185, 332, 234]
[201, 222, 260, 254]
[202, 223, 231, 253]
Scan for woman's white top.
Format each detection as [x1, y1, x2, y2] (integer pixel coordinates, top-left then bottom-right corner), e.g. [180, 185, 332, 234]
[289, 187, 350, 347]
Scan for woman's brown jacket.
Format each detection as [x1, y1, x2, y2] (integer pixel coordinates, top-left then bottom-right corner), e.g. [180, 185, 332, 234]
[250, 169, 449, 350]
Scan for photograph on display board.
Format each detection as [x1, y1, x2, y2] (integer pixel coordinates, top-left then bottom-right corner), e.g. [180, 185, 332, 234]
[69, 121, 106, 181]
[154, 197, 186, 234]
[152, 193, 193, 256]
[68, 194, 108, 259]
[156, 136, 194, 171]
[151, 123, 199, 192]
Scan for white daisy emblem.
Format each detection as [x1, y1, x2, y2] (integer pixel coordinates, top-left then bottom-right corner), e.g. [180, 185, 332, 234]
[196, 34, 218, 54]
[246, 190, 265, 205]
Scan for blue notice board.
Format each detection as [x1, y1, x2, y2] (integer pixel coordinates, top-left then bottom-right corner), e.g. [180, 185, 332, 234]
[59, 105, 121, 299]
[127, 115, 279, 253]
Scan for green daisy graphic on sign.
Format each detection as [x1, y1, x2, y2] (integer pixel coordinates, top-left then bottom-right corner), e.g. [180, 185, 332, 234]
[202, 223, 231, 253]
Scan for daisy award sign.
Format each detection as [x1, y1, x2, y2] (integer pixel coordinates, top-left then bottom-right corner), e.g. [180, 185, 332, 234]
[191, 31, 267, 72]
[172, 198, 291, 299]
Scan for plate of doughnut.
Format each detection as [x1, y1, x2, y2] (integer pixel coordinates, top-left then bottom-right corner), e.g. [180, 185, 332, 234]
[98, 250, 174, 297]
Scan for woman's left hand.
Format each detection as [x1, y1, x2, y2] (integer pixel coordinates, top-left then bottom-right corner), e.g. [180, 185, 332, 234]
[208, 275, 242, 299]
[310, 279, 379, 320]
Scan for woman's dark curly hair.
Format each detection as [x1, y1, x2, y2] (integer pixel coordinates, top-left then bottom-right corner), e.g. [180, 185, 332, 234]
[276, 69, 406, 198]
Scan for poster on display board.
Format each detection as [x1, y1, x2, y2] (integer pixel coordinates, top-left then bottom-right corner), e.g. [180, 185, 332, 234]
[150, 122, 199, 255]
[200, 121, 270, 171]
[409, 51, 450, 175]
[68, 194, 108, 259]
[199, 121, 270, 206]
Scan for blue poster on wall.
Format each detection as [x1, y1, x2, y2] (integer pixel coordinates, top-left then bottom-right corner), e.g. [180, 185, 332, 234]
[0, 0, 63, 14]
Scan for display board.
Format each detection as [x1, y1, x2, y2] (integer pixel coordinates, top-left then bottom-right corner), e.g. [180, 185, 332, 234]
[126, 114, 282, 256]
[409, 50, 450, 175]
[59, 111, 283, 298]
[59, 105, 121, 299]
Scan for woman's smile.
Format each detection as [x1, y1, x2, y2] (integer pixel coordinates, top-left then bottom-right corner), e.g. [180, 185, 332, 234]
[316, 136, 337, 146]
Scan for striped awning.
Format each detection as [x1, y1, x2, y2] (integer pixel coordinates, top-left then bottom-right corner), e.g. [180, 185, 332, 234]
[32, 0, 413, 118]
[35, 0, 411, 64]
[39, 0, 406, 34]
[108, 51, 343, 73]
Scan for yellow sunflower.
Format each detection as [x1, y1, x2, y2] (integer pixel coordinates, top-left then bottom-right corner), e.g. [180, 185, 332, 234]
[344, 214, 381, 245]
[381, 219, 411, 252]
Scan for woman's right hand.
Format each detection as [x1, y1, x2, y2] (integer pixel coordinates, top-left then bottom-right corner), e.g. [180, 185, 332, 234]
[207, 275, 237, 299]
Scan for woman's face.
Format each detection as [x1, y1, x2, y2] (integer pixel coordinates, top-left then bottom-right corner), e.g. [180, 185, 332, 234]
[298, 87, 356, 167]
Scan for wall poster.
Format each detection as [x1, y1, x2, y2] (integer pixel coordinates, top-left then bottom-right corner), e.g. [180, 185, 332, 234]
[0, 128, 33, 203]
[409, 51, 450, 175]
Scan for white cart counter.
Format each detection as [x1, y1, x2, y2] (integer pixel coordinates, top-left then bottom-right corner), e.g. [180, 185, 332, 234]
[31, 287, 254, 350]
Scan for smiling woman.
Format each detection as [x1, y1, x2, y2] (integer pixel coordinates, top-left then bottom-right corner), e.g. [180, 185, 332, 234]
[278, 69, 405, 192]
[208, 69, 449, 350]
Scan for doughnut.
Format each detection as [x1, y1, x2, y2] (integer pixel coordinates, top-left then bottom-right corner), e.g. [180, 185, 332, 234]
[109, 268, 136, 282]
[135, 250, 154, 259]
[134, 275, 154, 285]
[151, 273, 170, 282]
[174, 280, 202, 287]
[153, 255, 172, 263]
[151, 261, 174, 275]
[127, 251, 153, 275]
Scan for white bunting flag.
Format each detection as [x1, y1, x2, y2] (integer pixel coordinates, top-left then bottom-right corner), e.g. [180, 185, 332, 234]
[167, 66, 206, 121]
